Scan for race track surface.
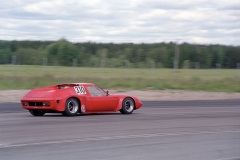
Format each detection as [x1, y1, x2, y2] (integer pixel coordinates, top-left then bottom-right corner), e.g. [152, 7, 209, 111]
[0, 100, 240, 160]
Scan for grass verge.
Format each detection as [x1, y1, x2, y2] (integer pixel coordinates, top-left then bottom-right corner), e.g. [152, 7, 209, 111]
[0, 65, 239, 92]
[0, 76, 239, 92]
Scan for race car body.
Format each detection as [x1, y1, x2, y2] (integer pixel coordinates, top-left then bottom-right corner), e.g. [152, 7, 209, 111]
[21, 83, 142, 116]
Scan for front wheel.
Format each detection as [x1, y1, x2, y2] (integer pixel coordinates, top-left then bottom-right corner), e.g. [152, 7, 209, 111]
[120, 98, 135, 114]
[29, 110, 45, 116]
[63, 98, 79, 116]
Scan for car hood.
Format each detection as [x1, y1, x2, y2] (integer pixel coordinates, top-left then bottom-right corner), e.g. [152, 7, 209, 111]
[110, 94, 139, 100]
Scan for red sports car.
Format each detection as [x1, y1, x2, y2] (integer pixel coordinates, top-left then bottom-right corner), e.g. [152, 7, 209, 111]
[21, 83, 142, 116]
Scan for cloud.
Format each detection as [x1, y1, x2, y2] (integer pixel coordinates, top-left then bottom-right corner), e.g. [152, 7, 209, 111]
[24, 1, 65, 15]
[0, 0, 239, 45]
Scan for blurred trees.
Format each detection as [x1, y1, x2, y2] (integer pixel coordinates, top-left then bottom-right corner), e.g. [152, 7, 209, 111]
[0, 39, 239, 68]
[47, 39, 83, 66]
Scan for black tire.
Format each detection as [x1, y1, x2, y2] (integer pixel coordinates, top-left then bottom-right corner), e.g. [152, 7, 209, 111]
[120, 98, 135, 114]
[63, 98, 79, 116]
[29, 110, 45, 116]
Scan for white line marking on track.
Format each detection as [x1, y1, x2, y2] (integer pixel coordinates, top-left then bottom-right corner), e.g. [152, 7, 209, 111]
[217, 157, 240, 160]
[1, 130, 240, 149]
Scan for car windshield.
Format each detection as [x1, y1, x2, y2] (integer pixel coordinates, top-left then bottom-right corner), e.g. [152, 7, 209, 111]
[87, 86, 107, 96]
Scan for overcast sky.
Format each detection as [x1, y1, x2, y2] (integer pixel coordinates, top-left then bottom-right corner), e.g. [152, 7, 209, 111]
[1, 0, 240, 45]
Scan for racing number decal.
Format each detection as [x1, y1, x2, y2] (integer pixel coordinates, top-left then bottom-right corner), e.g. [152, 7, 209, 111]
[74, 86, 86, 94]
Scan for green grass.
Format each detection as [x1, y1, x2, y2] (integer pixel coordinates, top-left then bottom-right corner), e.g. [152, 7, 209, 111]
[0, 65, 240, 92]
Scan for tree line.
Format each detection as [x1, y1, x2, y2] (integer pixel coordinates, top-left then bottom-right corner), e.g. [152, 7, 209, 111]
[0, 39, 239, 68]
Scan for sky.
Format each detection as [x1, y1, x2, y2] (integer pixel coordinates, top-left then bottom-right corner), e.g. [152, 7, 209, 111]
[1, 0, 240, 45]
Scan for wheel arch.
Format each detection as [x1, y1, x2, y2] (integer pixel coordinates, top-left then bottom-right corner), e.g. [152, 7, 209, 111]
[126, 96, 136, 110]
[66, 96, 82, 112]
[62, 97, 82, 116]
[116, 96, 136, 111]
[67, 96, 81, 105]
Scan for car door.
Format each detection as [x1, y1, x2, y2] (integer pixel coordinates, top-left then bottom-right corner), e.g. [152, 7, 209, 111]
[86, 86, 118, 112]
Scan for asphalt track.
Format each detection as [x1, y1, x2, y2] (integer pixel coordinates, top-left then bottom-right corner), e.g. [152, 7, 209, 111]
[0, 100, 240, 160]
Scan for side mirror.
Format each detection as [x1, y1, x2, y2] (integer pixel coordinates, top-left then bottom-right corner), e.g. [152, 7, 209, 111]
[106, 90, 109, 96]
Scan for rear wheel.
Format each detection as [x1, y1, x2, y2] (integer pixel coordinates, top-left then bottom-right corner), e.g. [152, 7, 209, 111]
[62, 98, 79, 116]
[29, 110, 45, 116]
[120, 98, 135, 114]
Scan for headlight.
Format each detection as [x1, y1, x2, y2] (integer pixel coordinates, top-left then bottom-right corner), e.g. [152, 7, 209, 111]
[22, 102, 28, 106]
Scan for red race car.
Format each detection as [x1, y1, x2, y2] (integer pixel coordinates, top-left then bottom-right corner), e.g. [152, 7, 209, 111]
[21, 83, 142, 116]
